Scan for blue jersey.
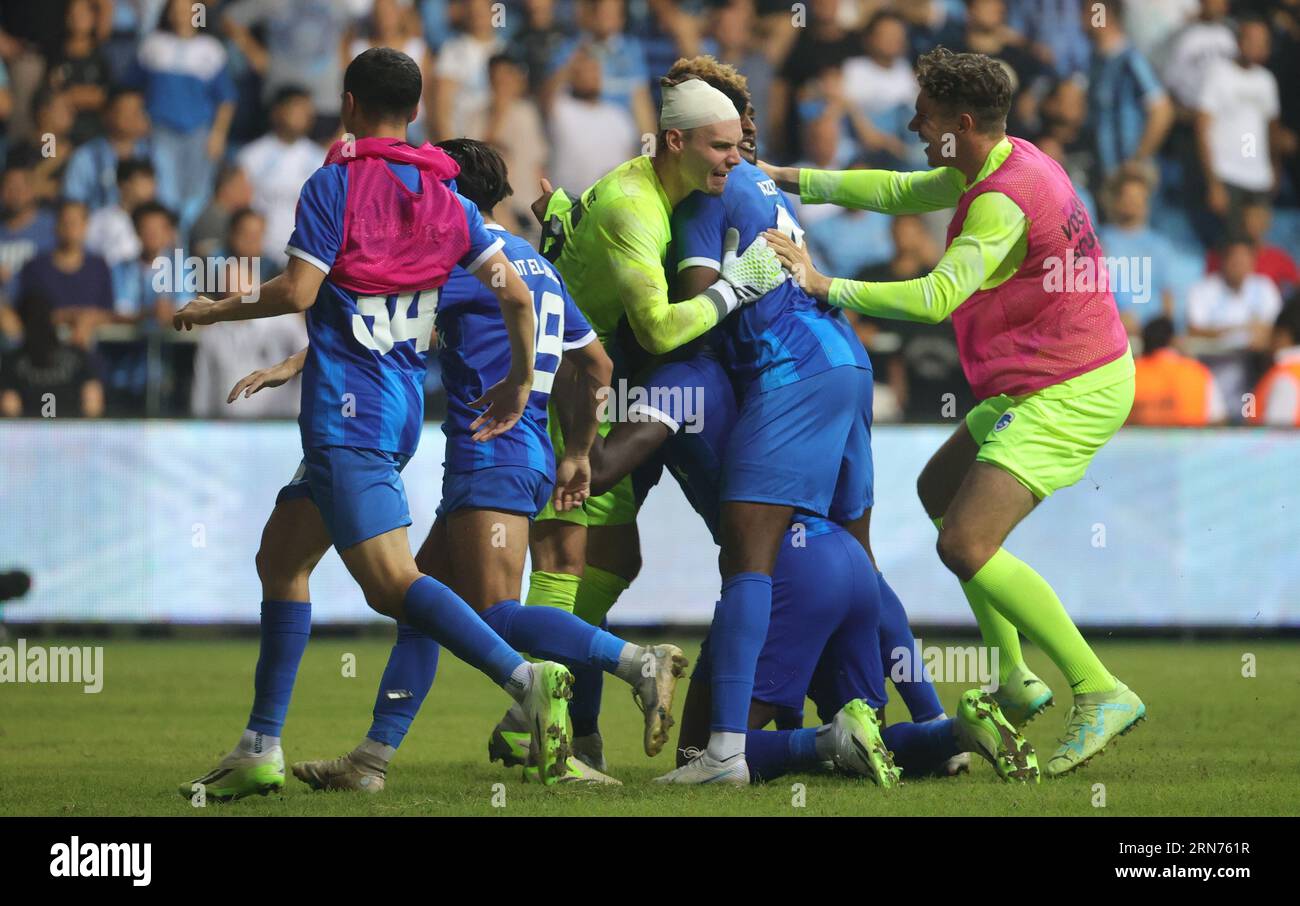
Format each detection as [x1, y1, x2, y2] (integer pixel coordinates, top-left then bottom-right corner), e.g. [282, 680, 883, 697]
[437, 223, 596, 475]
[672, 161, 870, 394]
[640, 353, 836, 543]
[287, 162, 503, 456]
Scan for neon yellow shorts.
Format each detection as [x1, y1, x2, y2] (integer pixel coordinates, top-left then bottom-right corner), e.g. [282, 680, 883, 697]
[965, 355, 1136, 500]
[535, 404, 639, 526]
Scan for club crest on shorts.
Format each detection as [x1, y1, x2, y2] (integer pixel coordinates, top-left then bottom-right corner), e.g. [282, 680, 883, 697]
[994, 412, 1015, 432]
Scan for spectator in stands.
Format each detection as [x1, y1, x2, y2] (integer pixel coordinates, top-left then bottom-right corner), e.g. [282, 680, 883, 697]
[87, 157, 155, 274]
[47, 0, 111, 146]
[478, 54, 547, 237]
[1188, 238, 1283, 352]
[344, 0, 434, 141]
[769, 0, 857, 159]
[14, 89, 78, 202]
[515, 0, 572, 96]
[545, 45, 638, 197]
[189, 163, 254, 262]
[710, 0, 776, 151]
[841, 11, 916, 168]
[1007, 0, 1091, 77]
[236, 86, 321, 269]
[0, 290, 104, 418]
[432, 0, 504, 140]
[954, 0, 1048, 136]
[1097, 166, 1182, 333]
[223, 0, 351, 141]
[1195, 16, 1283, 241]
[1205, 202, 1300, 297]
[61, 86, 153, 212]
[899, 0, 966, 59]
[553, 0, 655, 138]
[1161, 0, 1235, 112]
[1249, 297, 1300, 426]
[1084, 0, 1174, 185]
[791, 108, 851, 229]
[1123, 0, 1198, 71]
[190, 208, 305, 418]
[129, 0, 236, 232]
[114, 201, 182, 323]
[1130, 315, 1227, 426]
[0, 164, 57, 334]
[15, 199, 115, 349]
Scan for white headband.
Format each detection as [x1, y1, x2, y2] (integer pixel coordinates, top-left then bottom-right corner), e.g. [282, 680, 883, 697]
[658, 79, 740, 131]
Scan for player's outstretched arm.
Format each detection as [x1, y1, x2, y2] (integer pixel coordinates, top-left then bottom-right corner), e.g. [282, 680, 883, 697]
[763, 192, 1025, 323]
[226, 347, 307, 404]
[173, 257, 325, 330]
[470, 249, 536, 441]
[550, 338, 614, 512]
[762, 159, 965, 216]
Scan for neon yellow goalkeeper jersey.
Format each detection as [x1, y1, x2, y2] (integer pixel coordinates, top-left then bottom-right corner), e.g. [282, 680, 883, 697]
[555, 155, 720, 355]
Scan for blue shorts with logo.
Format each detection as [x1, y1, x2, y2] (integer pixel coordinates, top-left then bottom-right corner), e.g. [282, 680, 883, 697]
[276, 445, 412, 551]
[721, 364, 874, 520]
[436, 465, 554, 519]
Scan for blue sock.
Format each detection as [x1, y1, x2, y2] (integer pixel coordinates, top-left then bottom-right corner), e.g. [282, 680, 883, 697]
[710, 573, 772, 733]
[570, 618, 607, 738]
[745, 727, 820, 783]
[247, 600, 312, 736]
[877, 571, 945, 722]
[401, 576, 522, 686]
[882, 718, 960, 775]
[479, 599, 627, 672]
[366, 623, 439, 749]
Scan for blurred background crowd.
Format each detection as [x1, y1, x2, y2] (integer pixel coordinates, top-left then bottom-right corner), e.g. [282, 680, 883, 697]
[0, 0, 1297, 426]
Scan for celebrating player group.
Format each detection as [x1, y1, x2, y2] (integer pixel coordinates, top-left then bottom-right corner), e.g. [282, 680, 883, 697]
[171, 43, 1145, 799]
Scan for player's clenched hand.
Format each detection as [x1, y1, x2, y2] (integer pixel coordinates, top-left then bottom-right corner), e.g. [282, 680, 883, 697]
[719, 227, 787, 304]
[763, 229, 831, 300]
[551, 454, 591, 512]
[173, 297, 219, 331]
[469, 377, 531, 441]
[226, 360, 297, 404]
[530, 178, 555, 226]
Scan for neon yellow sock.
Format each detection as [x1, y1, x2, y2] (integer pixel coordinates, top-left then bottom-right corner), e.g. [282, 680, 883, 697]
[572, 565, 630, 627]
[968, 548, 1115, 694]
[525, 570, 581, 613]
[932, 516, 1023, 684]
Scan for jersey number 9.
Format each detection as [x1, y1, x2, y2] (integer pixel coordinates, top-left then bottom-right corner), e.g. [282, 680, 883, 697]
[531, 290, 565, 394]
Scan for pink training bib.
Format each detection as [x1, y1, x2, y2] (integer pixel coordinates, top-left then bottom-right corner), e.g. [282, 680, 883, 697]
[322, 137, 468, 295]
[945, 136, 1129, 399]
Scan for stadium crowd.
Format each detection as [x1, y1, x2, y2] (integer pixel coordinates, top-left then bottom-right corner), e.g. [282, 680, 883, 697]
[0, 0, 1297, 425]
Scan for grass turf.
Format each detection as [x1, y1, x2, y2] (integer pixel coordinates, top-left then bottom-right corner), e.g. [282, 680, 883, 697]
[2, 636, 1296, 817]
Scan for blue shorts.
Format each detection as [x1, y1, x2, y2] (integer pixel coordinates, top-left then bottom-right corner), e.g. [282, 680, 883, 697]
[693, 524, 886, 713]
[276, 446, 412, 551]
[721, 365, 869, 516]
[436, 465, 553, 519]
[827, 366, 875, 523]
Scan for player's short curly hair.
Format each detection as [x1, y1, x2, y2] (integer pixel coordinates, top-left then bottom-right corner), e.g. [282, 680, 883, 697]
[915, 47, 1011, 134]
[661, 55, 750, 117]
[435, 138, 513, 214]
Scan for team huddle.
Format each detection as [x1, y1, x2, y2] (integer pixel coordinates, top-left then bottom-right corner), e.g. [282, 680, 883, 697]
[173, 44, 1146, 798]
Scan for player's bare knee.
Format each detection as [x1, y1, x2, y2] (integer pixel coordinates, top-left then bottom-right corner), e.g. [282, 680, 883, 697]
[935, 526, 989, 583]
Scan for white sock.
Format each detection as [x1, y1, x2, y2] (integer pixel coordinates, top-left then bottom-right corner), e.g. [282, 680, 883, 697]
[614, 643, 647, 683]
[352, 737, 396, 771]
[706, 730, 746, 761]
[236, 729, 279, 756]
[503, 662, 534, 703]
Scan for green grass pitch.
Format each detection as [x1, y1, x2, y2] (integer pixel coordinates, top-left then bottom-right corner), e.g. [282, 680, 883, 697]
[3, 636, 1296, 817]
